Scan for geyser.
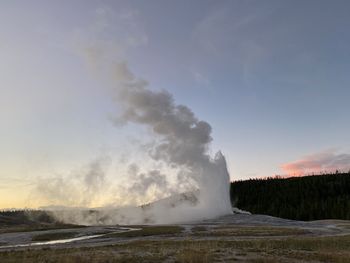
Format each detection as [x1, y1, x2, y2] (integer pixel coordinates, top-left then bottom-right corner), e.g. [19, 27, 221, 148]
[36, 58, 232, 224]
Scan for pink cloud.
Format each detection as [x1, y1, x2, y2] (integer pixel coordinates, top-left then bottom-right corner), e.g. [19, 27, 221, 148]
[281, 150, 350, 176]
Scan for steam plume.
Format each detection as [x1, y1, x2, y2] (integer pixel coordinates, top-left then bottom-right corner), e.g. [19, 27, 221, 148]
[107, 61, 233, 222]
[35, 8, 233, 223]
[38, 61, 233, 224]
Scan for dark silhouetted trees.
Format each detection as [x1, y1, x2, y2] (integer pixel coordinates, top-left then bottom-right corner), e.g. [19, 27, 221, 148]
[230, 172, 350, 220]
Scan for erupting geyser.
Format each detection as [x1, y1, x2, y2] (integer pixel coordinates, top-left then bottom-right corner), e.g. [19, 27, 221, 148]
[38, 61, 232, 225]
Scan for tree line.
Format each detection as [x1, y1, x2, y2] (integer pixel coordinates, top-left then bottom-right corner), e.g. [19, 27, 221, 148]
[230, 172, 350, 220]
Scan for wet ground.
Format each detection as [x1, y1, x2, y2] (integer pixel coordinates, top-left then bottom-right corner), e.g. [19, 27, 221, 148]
[1, 213, 349, 251]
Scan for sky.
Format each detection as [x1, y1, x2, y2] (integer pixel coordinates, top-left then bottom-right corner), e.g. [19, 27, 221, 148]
[1, 0, 350, 209]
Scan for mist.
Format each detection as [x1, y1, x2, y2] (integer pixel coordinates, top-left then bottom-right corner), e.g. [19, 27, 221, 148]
[33, 11, 233, 223]
[35, 59, 232, 224]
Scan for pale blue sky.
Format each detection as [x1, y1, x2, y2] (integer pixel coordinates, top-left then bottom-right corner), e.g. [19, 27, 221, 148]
[1, 0, 350, 207]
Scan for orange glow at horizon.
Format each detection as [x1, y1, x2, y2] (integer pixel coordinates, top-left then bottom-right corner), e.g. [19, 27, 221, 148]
[281, 151, 350, 177]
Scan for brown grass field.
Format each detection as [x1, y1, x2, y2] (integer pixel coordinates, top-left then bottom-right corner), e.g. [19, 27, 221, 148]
[1, 215, 350, 262]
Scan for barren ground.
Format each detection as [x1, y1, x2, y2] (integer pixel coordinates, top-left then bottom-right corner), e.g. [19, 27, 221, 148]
[1, 214, 350, 262]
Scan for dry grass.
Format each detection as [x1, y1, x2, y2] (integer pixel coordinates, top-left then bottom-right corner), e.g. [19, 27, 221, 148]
[1, 232, 350, 262]
[194, 226, 309, 237]
[175, 248, 212, 263]
[191, 226, 207, 232]
[248, 258, 280, 263]
[0, 248, 165, 263]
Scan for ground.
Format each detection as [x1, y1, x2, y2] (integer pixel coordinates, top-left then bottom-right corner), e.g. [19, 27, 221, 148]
[1, 214, 350, 262]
